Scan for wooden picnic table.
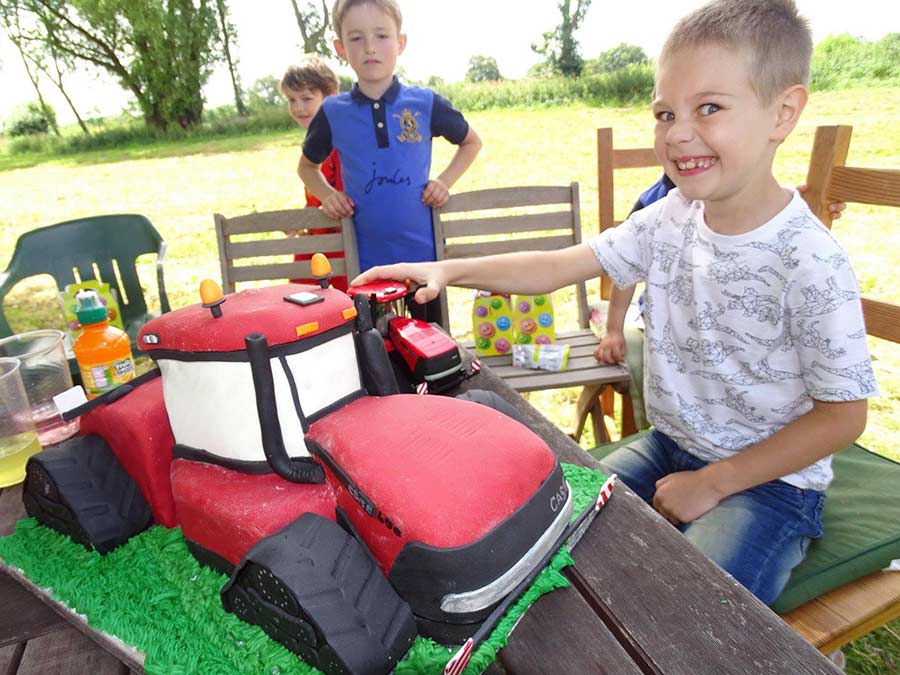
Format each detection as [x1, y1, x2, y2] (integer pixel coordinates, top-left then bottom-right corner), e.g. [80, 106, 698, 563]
[0, 359, 840, 674]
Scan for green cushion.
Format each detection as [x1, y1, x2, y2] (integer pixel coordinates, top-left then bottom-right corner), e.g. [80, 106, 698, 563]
[589, 435, 900, 613]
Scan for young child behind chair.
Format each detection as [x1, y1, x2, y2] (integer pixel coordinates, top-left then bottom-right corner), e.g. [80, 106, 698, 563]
[281, 58, 349, 291]
[353, 0, 878, 605]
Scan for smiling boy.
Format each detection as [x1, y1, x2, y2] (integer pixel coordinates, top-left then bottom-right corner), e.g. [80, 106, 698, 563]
[353, 0, 877, 604]
[299, 0, 482, 317]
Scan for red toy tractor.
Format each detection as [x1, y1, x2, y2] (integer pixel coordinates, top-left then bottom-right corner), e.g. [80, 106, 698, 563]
[21, 257, 575, 675]
[347, 280, 475, 394]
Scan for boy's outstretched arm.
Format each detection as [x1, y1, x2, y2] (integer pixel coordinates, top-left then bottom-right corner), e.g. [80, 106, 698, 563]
[353, 243, 605, 305]
[652, 398, 867, 526]
[298, 153, 354, 218]
[422, 127, 483, 207]
[595, 285, 636, 364]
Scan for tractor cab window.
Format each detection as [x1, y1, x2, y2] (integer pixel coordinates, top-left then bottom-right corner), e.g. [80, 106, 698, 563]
[281, 331, 362, 418]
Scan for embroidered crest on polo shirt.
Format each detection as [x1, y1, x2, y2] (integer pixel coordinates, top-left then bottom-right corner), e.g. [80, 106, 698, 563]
[394, 109, 422, 143]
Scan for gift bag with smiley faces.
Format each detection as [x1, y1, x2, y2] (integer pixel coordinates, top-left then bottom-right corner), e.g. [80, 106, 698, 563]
[511, 294, 555, 346]
[472, 290, 515, 356]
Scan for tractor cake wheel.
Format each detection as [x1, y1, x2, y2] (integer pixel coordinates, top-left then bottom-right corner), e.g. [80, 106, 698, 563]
[22, 434, 152, 554]
[221, 513, 417, 675]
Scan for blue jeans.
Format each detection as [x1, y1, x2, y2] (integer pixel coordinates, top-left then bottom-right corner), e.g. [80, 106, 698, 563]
[600, 430, 825, 605]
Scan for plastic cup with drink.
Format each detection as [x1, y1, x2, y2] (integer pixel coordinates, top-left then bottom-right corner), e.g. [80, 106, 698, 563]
[0, 357, 42, 487]
[0, 329, 80, 447]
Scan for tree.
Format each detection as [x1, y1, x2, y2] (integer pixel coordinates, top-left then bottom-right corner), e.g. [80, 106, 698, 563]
[0, 1, 60, 135]
[466, 55, 502, 83]
[532, 0, 591, 77]
[586, 43, 649, 74]
[246, 75, 282, 109]
[12, 0, 219, 130]
[215, 0, 245, 116]
[289, 0, 331, 56]
[4, 100, 55, 136]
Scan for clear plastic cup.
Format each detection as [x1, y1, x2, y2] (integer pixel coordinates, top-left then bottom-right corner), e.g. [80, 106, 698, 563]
[0, 358, 42, 487]
[0, 329, 80, 447]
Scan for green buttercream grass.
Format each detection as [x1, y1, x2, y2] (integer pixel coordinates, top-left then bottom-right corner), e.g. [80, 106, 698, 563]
[0, 464, 606, 675]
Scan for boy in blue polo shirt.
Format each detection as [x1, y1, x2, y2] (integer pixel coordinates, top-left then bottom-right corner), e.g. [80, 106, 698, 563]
[300, 0, 481, 322]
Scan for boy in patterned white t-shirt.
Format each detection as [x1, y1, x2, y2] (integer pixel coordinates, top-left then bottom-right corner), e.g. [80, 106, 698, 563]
[353, 0, 877, 605]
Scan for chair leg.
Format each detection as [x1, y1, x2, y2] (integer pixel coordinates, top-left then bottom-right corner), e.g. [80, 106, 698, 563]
[574, 384, 604, 444]
[620, 390, 638, 437]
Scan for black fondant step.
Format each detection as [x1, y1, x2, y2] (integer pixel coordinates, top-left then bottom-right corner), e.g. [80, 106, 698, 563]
[221, 512, 417, 675]
[22, 434, 153, 554]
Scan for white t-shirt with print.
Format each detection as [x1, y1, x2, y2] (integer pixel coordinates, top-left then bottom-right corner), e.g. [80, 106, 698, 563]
[589, 189, 877, 490]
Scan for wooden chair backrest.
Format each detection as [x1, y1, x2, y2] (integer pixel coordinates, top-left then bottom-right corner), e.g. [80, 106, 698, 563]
[597, 127, 663, 300]
[213, 209, 358, 294]
[432, 183, 588, 331]
[801, 125, 900, 344]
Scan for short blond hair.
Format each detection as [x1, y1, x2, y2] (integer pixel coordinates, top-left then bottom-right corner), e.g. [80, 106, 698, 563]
[332, 0, 402, 38]
[281, 57, 339, 97]
[660, 0, 812, 103]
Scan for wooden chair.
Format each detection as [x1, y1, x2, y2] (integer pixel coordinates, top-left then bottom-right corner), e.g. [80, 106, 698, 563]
[575, 128, 666, 442]
[780, 124, 900, 653]
[432, 182, 630, 442]
[213, 209, 359, 293]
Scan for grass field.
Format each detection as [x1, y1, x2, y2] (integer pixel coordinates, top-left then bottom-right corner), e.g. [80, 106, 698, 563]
[1, 87, 899, 672]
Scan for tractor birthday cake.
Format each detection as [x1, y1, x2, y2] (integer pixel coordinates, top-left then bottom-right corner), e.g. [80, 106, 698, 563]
[11, 256, 613, 675]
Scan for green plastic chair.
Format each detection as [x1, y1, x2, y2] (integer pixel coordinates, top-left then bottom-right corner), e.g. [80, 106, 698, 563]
[0, 214, 171, 347]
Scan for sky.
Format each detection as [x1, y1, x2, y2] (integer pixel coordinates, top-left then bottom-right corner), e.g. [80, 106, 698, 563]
[0, 0, 897, 126]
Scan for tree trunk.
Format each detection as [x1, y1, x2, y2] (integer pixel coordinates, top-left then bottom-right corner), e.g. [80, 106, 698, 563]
[15, 43, 60, 136]
[215, 0, 246, 115]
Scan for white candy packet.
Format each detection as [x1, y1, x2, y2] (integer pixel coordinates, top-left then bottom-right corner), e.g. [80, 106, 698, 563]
[512, 343, 570, 371]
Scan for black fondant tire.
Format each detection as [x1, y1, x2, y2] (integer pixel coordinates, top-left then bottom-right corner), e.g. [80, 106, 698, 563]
[22, 434, 152, 554]
[221, 513, 417, 675]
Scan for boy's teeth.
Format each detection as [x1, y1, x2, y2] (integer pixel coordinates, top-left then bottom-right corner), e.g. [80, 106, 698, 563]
[676, 157, 715, 170]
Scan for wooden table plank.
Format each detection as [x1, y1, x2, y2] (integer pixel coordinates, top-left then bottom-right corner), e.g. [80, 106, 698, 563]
[0, 571, 65, 648]
[0, 643, 25, 674]
[459, 365, 842, 674]
[16, 626, 128, 675]
[499, 582, 642, 675]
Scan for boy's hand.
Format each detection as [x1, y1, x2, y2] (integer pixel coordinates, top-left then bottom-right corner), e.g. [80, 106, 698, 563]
[795, 183, 847, 220]
[594, 330, 626, 364]
[421, 179, 450, 207]
[322, 192, 355, 219]
[352, 262, 444, 304]
[652, 470, 726, 525]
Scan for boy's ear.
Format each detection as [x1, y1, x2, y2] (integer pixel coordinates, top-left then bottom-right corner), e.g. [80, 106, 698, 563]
[398, 33, 407, 54]
[334, 38, 347, 61]
[772, 84, 808, 142]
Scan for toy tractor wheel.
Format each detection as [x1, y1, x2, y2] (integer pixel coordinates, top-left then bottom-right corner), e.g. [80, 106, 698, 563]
[22, 434, 152, 554]
[222, 513, 417, 675]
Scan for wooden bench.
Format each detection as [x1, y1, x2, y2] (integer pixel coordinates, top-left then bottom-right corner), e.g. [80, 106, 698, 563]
[780, 124, 900, 653]
[432, 183, 630, 442]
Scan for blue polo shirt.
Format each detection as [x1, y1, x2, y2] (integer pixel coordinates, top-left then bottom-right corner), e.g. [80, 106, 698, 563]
[303, 77, 469, 271]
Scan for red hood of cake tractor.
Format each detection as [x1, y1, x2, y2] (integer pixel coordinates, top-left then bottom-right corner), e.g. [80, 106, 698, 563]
[138, 284, 356, 354]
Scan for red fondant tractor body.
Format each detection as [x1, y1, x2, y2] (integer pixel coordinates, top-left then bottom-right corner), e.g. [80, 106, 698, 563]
[22, 273, 573, 675]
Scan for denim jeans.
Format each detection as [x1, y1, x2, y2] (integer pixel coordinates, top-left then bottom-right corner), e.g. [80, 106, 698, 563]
[600, 430, 826, 605]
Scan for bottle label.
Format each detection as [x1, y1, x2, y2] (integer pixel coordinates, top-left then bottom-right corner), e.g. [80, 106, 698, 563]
[80, 357, 136, 399]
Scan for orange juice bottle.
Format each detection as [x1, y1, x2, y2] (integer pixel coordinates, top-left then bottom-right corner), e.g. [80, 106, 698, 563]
[73, 289, 135, 399]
